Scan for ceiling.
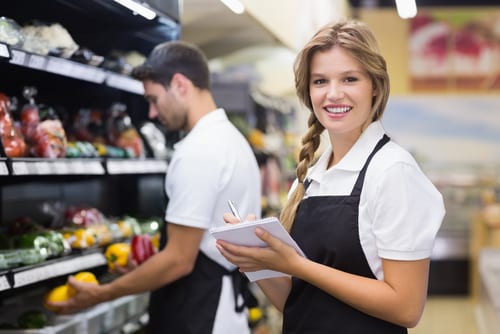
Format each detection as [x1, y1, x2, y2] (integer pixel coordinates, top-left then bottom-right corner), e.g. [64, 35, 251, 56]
[179, 0, 283, 60]
[178, 0, 500, 62]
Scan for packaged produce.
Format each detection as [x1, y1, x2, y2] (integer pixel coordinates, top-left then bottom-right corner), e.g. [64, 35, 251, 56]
[105, 243, 130, 270]
[0, 92, 27, 157]
[106, 103, 145, 158]
[0, 16, 25, 47]
[131, 234, 156, 265]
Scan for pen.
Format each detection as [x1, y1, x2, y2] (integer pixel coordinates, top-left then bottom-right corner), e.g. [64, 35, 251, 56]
[227, 200, 242, 221]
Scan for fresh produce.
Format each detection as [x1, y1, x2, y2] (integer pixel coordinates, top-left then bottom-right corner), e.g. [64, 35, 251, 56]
[17, 310, 47, 329]
[44, 285, 70, 311]
[131, 234, 156, 265]
[0, 92, 27, 158]
[105, 243, 130, 270]
[67, 271, 99, 296]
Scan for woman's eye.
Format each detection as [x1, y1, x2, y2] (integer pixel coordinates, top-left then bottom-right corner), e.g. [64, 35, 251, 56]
[344, 77, 358, 83]
[312, 79, 326, 85]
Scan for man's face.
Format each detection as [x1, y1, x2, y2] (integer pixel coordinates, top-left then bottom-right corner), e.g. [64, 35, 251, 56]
[143, 79, 188, 131]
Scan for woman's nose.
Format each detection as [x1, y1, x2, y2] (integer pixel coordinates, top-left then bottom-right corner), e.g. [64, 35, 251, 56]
[326, 83, 344, 101]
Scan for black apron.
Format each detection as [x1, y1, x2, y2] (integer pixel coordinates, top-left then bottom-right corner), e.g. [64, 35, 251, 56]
[147, 222, 253, 334]
[283, 134, 407, 334]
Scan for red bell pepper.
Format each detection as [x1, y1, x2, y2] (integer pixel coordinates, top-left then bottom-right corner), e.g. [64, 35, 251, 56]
[131, 234, 156, 264]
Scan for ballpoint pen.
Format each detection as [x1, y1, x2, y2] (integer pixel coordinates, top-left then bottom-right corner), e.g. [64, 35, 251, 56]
[227, 200, 242, 221]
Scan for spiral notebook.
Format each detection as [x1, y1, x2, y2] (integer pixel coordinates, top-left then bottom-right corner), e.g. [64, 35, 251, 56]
[210, 217, 305, 282]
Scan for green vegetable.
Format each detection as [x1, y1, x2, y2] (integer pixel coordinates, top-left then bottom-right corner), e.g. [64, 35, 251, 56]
[17, 310, 47, 329]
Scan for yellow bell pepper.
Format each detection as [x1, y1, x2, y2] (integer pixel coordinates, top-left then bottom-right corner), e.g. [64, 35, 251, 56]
[105, 243, 130, 270]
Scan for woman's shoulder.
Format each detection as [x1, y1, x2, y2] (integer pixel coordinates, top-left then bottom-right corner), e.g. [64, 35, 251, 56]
[368, 138, 424, 176]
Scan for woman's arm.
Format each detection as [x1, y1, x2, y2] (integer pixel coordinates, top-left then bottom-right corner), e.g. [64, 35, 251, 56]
[255, 277, 292, 312]
[293, 254, 430, 328]
[218, 227, 429, 328]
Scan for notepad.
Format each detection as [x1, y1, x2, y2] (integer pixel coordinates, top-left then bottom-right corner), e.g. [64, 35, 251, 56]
[210, 217, 305, 282]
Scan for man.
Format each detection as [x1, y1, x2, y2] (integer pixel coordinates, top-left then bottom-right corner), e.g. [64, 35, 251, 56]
[49, 41, 262, 334]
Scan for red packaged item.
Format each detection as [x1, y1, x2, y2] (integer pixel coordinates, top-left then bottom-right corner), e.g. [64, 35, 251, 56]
[31, 119, 68, 158]
[0, 92, 27, 157]
[65, 206, 105, 227]
[131, 234, 156, 265]
[20, 87, 40, 142]
[107, 103, 145, 158]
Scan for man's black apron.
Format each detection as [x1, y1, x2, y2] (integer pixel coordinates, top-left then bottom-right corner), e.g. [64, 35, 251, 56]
[147, 222, 254, 333]
[283, 134, 407, 334]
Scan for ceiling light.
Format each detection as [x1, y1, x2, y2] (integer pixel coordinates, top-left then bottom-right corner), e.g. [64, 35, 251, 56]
[220, 0, 245, 15]
[395, 0, 417, 19]
[114, 0, 157, 20]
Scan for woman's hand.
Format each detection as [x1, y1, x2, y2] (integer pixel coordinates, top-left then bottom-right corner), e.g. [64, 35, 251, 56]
[223, 212, 257, 224]
[216, 226, 303, 276]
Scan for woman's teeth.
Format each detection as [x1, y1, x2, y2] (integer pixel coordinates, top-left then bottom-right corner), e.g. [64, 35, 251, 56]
[326, 106, 352, 114]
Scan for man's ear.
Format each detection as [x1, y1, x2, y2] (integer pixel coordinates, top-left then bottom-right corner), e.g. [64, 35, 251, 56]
[171, 73, 189, 95]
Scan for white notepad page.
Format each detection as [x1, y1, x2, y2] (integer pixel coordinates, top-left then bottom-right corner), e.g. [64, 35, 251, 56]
[210, 217, 305, 282]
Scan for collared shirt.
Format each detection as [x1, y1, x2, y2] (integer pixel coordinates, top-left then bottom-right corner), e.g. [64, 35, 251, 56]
[165, 108, 261, 270]
[292, 121, 445, 280]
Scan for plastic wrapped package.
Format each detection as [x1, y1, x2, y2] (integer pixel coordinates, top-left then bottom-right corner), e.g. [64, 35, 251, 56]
[0, 17, 24, 47]
[22, 22, 78, 58]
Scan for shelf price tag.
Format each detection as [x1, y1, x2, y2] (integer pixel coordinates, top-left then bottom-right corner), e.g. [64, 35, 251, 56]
[46, 57, 73, 76]
[9, 49, 26, 65]
[53, 161, 69, 174]
[0, 162, 8, 175]
[27, 54, 46, 70]
[36, 161, 52, 175]
[0, 43, 11, 59]
[106, 73, 144, 94]
[0, 276, 10, 291]
[12, 161, 29, 175]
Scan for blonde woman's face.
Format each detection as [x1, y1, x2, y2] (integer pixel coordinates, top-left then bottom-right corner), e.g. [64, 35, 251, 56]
[309, 46, 375, 141]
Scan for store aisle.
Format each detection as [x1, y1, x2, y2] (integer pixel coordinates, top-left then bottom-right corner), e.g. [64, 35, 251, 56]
[409, 296, 479, 334]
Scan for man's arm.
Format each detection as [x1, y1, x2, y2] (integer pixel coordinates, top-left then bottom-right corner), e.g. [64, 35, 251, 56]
[50, 223, 204, 313]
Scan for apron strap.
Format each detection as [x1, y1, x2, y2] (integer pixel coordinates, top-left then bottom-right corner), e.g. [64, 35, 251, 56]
[351, 134, 390, 196]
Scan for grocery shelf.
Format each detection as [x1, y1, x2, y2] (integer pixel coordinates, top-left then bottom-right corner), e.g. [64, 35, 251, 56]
[2, 158, 168, 176]
[106, 159, 168, 175]
[0, 159, 8, 175]
[1, 43, 143, 95]
[0, 250, 106, 292]
[8, 158, 106, 176]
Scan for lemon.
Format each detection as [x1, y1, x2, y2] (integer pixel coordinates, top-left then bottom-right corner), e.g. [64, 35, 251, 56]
[67, 271, 99, 296]
[44, 285, 70, 311]
[248, 307, 263, 323]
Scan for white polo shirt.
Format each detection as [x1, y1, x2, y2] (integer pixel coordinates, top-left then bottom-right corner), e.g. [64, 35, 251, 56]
[294, 121, 445, 280]
[165, 108, 262, 270]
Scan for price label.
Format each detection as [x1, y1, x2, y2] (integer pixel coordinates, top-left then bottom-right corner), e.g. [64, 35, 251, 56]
[88, 161, 105, 174]
[9, 49, 26, 65]
[0, 276, 10, 291]
[27, 55, 46, 70]
[46, 57, 72, 75]
[107, 73, 144, 94]
[71, 160, 86, 174]
[36, 161, 51, 174]
[0, 43, 10, 59]
[13, 161, 29, 175]
[0, 162, 8, 175]
[53, 161, 69, 174]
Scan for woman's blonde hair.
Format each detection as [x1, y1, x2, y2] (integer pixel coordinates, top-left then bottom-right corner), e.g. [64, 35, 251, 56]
[280, 20, 390, 231]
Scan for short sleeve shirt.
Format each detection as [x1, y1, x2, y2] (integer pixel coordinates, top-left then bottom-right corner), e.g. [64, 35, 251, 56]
[298, 121, 445, 280]
[165, 109, 262, 270]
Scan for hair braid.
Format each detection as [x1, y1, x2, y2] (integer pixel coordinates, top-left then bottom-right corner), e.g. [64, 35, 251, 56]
[280, 114, 324, 231]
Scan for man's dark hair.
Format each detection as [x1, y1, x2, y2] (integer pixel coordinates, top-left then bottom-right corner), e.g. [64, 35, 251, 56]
[131, 40, 211, 90]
